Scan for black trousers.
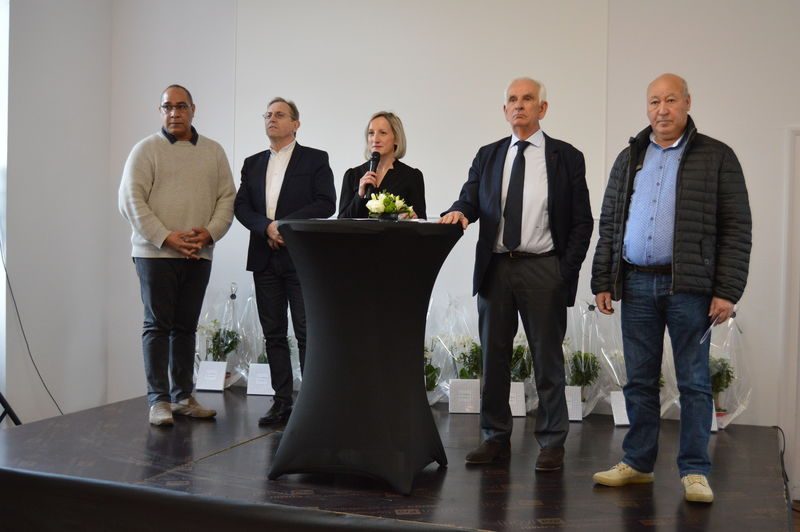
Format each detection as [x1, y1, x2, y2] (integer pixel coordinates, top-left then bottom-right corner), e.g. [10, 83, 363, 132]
[254, 248, 307, 405]
[134, 257, 211, 406]
[477, 253, 568, 448]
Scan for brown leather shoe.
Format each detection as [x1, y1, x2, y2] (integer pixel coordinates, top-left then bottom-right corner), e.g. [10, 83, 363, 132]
[465, 440, 511, 464]
[535, 446, 565, 471]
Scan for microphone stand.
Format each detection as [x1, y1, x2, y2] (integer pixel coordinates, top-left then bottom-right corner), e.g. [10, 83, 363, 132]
[0, 391, 22, 426]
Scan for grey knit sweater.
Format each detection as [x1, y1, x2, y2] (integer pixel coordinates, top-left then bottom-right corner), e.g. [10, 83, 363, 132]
[119, 131, 236, 260]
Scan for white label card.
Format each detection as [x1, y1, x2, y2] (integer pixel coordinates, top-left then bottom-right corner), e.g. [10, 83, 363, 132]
[565, 386, 583, 421]
[196, 361, 226, 391]
[610, 390, 630, 426]
[247, 363, 275, 395]
[711, 411, 719, 432]
[509, 382, 526, 417]
[449, 379, 481, 414]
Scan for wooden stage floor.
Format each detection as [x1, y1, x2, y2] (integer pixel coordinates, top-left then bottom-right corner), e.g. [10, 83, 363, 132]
[0, 389, 791, 531]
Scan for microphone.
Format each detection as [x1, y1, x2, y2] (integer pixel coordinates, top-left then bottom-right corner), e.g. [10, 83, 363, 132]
[364, 151, 380, 198]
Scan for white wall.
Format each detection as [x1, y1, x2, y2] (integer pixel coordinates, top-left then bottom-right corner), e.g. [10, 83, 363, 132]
[5, 0, 112, 421]
[782, 129, 800, 498]
[2, 1, 797, 483]
[607, 0, 800, 427]
[0, 0, 9, 401]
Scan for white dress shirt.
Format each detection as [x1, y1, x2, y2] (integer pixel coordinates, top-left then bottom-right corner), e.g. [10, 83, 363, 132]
[494, 129, 554, 253]
[265, 140, 296, 220]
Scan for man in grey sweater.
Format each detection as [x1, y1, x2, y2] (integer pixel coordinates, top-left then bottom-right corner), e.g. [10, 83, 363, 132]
[119, 84, 236, 426]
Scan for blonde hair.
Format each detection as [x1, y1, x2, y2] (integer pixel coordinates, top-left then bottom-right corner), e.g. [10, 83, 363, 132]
[363, 111, 407, 159]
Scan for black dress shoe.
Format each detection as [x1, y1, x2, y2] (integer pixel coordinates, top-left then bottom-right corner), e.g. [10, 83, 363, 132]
[535, 446, 565, 471]
[465, 440, 511, 464]
[258, 402, 292, 426]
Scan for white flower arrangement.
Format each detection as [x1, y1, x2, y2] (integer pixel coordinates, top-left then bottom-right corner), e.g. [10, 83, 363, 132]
[366, 192, 415, 219]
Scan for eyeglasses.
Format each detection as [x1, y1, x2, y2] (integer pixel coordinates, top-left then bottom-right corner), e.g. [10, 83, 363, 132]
[160, 103, 192, 114]
[262, 111, 292, 120]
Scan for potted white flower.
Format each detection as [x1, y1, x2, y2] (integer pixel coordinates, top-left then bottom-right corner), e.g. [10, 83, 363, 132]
[366, 192, 415, 220]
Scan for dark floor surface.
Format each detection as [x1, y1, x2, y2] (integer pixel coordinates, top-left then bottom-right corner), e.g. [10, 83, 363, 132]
[0, 389, 791, 531]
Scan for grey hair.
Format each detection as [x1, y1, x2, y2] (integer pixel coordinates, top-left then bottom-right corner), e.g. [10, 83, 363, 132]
[504, 77, 547, 103]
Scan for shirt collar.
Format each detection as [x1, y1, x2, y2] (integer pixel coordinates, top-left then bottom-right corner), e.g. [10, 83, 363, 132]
[270, 139, 297, 156]
[649, 130, 686, 150]
[511, 128, 545, 148]
[161, 126, 199, 145]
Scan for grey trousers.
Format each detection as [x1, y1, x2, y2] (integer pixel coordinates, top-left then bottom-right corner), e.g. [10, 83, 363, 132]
[477, 253, 568, 448]
[134, 258, 211, 405]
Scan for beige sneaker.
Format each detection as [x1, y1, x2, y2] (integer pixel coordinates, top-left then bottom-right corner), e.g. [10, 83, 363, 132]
[593, 462, 654, 487]
[171, 396, 216, 418]
[149, 401, 174, 426]
[682, 474, 714, 503]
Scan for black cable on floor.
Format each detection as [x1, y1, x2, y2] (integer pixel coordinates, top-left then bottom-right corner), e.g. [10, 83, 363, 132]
[0, 235, 63, 417]
[773, 425, 792, 529]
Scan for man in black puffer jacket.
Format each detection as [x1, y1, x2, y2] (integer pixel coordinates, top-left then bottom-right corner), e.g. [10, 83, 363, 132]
[590, 74, 751, 504]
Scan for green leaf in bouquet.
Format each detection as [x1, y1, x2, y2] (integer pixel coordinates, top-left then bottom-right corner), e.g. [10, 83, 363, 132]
[567, 351, 600, 387]
[710, 356, 735, 412]
[510, 344, 532, 382]
[709, 356, 735, 394]
[424, 362, 440, 392]
[209, 328, 241, 362]
[456, 341, 482, 379]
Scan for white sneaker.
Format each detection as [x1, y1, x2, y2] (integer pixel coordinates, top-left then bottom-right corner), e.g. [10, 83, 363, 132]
[149, 401, 174, 426]
[593, 462, 654, 487]
[171, 396, 216, 418]
[682, 474, 714, 503]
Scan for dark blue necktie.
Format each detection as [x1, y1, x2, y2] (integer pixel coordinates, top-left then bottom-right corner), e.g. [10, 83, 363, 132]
[503, 140, 530, 251]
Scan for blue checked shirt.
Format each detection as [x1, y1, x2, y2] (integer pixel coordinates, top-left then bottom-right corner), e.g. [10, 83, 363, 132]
[623, 133, 687, 266]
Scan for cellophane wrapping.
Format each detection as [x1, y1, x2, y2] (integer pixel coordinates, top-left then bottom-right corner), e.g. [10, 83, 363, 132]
[195, 283, 245, 388]
[239, 286, 266, 386]
[709, 317, 749, 428]
[564, 302, 604, 416]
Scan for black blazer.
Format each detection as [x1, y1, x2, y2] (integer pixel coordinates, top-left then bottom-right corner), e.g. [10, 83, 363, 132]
[234, 143, 336, 272]
[445, 133, 593, 306]
[338, 160, 427, 219]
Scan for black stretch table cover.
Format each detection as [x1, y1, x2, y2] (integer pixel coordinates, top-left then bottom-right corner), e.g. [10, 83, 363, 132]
[268, 219, 462, 494]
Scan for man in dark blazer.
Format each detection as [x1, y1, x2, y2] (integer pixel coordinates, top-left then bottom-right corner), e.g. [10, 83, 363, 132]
[234, 97, 336, 426]
[441, 78, 592, 471]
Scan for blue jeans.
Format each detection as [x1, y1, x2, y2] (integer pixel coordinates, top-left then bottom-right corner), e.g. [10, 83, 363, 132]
[620, 270, 713, 477]
[135, 258, 211, 405]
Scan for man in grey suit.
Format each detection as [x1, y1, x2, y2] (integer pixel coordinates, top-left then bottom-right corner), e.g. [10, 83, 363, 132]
[441, 77, 593, 471]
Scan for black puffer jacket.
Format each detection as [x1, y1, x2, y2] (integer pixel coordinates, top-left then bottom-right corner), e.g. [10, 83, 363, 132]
[591, 116, 752, 303]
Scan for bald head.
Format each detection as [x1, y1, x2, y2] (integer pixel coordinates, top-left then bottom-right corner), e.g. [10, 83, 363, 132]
[647, 73, 689, 99]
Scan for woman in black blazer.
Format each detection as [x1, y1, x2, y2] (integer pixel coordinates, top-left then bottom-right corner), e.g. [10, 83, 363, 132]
[338, 111, 426, 219]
